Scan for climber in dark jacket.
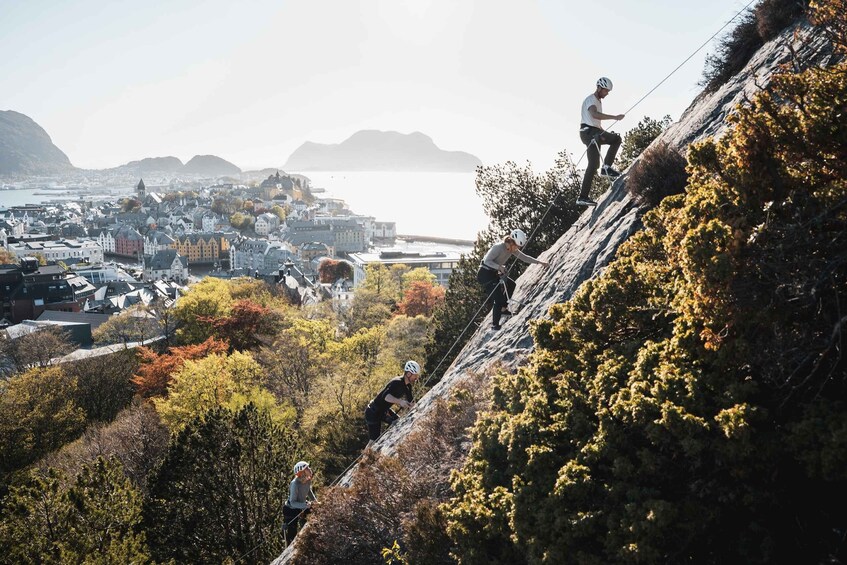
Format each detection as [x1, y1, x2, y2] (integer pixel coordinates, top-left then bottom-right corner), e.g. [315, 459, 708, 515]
[364, 360, 421, 444]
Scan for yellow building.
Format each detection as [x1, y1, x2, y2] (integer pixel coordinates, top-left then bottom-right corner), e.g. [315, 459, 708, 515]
[173, 233, 231, 264]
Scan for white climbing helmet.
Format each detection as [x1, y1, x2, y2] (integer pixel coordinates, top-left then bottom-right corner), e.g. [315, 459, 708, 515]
[510, 229, 527, 248]
[404, 360, 421, 375]
[293, 461, 310, 474]
[597, 76, 613, 91]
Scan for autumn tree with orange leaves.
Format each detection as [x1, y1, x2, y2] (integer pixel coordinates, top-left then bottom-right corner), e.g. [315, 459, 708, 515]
[397, 280, 445, 317]
[318, 259, 353, 284]
[199, 299, 281, 351]
[132, 338, 228, 398]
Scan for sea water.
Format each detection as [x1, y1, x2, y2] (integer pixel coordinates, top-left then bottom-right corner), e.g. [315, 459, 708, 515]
[299, 171, 488, 242]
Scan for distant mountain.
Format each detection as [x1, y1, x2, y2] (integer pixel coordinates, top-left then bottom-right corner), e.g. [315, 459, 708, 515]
[0, 110, 75, 174]
[283, 130, 482, 172]
[183, 154, 241, 176]
[114, 155, 241, 176]
[122, 156, 184, 173]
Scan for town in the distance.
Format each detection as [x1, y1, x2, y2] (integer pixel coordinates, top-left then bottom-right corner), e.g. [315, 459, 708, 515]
[0, 170, 471, 349]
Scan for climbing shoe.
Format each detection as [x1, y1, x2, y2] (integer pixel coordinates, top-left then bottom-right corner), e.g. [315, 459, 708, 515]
[491, 324, 501, 331]
[599, 165, 621, 178]
[576, 198, 597, 207]
[500, 308, 513, 316]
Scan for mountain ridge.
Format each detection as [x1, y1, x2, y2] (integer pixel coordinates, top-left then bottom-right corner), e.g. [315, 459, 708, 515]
[283, 129, 482, 172]
[0, 110, 75, 174]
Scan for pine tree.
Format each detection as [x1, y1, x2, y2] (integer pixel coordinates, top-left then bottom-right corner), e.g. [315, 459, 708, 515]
[143, 404, 300, 563]
[0, 458, 150, 564]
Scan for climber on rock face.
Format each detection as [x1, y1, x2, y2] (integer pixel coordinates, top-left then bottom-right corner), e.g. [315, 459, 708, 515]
[364, 360, 421, 445]
[283, 460, 317, 544]
[577, 76, 626, 207]
[477, 229, 549, 331]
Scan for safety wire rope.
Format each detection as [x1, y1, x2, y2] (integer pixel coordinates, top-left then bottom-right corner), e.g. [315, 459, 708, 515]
[234, 2, 758, 561]
[493, 0, 759, 309]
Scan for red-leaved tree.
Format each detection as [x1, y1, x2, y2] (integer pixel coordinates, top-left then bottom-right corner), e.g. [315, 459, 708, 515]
[318, 259, 353, 283]
[200, 299, 279, 351]
[397, 281, 445, 317]
[132, 337, 228, 398]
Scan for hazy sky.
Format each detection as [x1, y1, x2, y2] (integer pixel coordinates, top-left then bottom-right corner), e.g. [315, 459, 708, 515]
[2, 0, 751, 171]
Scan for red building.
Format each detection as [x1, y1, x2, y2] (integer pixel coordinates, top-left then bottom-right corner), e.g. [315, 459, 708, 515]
[114, 226, 144, 258]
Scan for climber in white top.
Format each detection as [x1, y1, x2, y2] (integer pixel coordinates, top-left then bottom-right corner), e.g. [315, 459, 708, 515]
[477, 229, 548, 330]
[577, 76, 626, 207]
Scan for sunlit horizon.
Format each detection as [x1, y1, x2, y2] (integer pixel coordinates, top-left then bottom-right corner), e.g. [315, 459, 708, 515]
[2, 0, 749, 172]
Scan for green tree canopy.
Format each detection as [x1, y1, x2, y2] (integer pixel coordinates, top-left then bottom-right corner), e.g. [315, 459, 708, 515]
[618, 114, 673, 169]
[153, 351, 292, 433]
[361, 263, 401, 302]
[0, 458, 150, 564]
[172, 277, 235, 344]
[143, 404, 299, 564]
[0, 366, 86, 484]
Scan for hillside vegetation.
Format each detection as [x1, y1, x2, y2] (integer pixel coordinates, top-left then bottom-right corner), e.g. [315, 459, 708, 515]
[3, 2, 844, 563]
[0, 271, 444, 563]
[448, 1, 847, 562]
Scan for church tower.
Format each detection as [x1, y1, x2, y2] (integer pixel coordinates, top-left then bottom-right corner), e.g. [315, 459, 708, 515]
[137, 178, 146, 198]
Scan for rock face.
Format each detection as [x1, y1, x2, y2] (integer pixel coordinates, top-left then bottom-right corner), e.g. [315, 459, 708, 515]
[273, 20, 833, 564]
[182, 154, 241, 176]
[0, 110, 75, 174]
[283, 130, 482, 172]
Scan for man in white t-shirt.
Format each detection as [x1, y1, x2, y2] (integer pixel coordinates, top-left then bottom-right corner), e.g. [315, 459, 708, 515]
[577, 77, 625, 206]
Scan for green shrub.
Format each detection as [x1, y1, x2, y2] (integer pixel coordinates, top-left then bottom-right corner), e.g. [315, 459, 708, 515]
[702, 0, 808, 92]
[755, 0, 808, 39]
[618, 115, 673, 170]
[447, 1, 847, 560]
[625, 142, 689, 207]
[293, 372, 490, 564]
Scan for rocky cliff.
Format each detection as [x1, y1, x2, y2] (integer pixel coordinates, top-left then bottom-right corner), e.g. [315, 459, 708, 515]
[274, 19, 833, 564]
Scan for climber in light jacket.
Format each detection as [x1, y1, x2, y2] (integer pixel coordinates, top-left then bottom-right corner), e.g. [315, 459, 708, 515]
[477, 229, 548, 331]
[283, 460, 317, 544]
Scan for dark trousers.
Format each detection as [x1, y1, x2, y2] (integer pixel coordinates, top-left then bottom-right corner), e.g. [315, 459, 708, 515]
[579, 125, 622, 199]
[477, 266, 515, 327]
[364, 405, 399, 441]
[283, 504, 310, 544]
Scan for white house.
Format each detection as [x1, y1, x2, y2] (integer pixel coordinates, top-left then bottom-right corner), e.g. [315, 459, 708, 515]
[373, 221, 397, 241]
[96, 229, 116, 254]
[144, 231, 176, 256]
[0, 217, 24, 237]
[142, 249, 188, 283]
[254, 212, 280, 236]
[7, 238, 104, 264]
[202, 214, 219, 233]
